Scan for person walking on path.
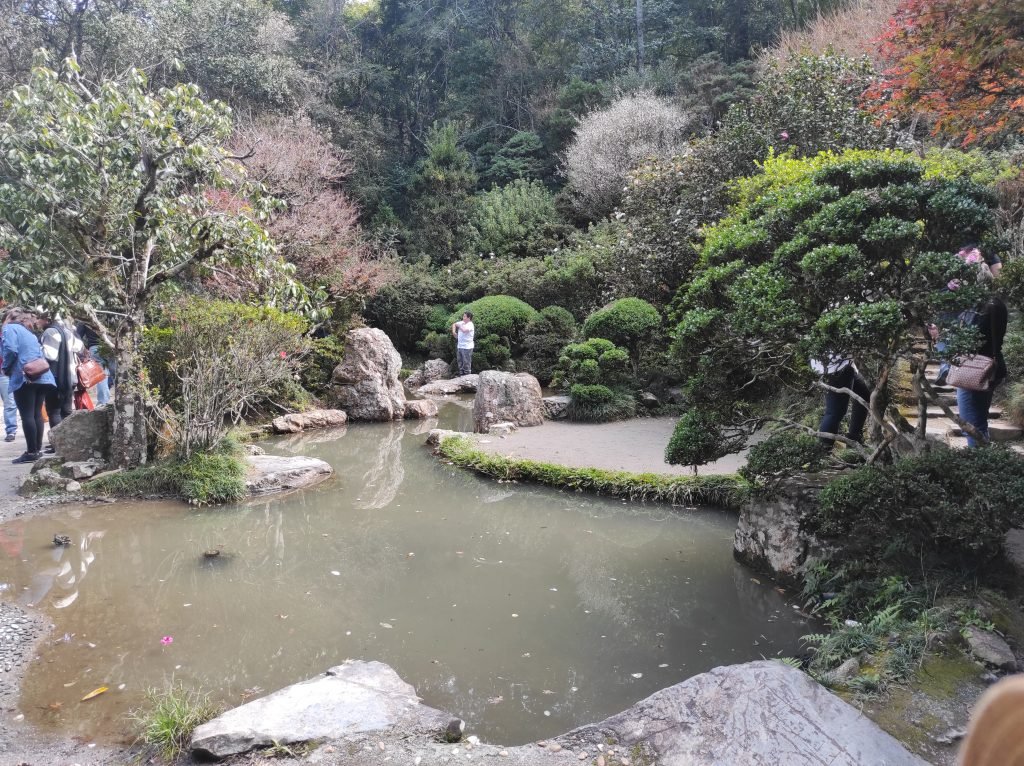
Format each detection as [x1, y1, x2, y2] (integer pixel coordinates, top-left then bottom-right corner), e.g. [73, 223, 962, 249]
[952, 291, 1008, 448]
[41, 317, 83, 437]
[75, 320, 113, 405]
[0, 371, 16, 442]
[452, 310, 475, 376]
[2, 309, 56, 463]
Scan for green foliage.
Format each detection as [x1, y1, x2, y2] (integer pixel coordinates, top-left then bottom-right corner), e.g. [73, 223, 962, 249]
[812, 448, 1024, 574]
[470, 180, 564, 258]
[553, 337, 631, 389]
[482, 131, 548, 186]
[301, 334, 347, 395]
[92, 443, 247, 506]
[739, 431, 826, 487]
[670, 148, 1000, 465]
[420, 295, 539, 370]
[567, 383, 636, 422]
[521, 306, 578, 384]
[407, 123, 478, 262]
[665, 410, 746, 467]
[436, 435, 749, 509]
[583, 298, 661, 355]
[364, 261, 447, 352]
[129, 680, 221, 760]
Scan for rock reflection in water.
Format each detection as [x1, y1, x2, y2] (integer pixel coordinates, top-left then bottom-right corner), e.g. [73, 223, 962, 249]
[0, 405, 813, 746]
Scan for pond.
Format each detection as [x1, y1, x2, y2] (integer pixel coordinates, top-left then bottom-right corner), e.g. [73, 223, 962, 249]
[0, 401, 813, 746]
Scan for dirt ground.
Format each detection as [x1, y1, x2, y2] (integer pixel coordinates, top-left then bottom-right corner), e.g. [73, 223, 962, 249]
[473, 417, 752, 476]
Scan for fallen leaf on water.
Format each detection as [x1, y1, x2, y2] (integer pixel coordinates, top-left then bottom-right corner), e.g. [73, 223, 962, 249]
[750, 578, 761, 585]
[278, 614, 289, 620]
[81, 687, 108, 702]
[380, 622, 393, 629]
[43, 701, 63, 711]
[62, 681, 76, 688]
[487, 695, 504, 704]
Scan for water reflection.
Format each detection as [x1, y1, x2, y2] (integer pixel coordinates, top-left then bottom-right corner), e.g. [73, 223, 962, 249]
[0, 404, 813, 746]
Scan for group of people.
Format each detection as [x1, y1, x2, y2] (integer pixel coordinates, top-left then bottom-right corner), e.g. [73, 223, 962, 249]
[0, 308, 114, 464]
[819, 244, 1006, 449]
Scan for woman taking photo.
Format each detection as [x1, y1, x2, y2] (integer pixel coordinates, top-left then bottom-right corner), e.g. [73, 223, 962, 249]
[1, 309, 56, 463]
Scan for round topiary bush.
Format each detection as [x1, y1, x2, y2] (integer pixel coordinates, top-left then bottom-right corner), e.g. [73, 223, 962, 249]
[567, 383, 636, 422]
[449, 295, 539, 348]
[583, 298, 661, 354]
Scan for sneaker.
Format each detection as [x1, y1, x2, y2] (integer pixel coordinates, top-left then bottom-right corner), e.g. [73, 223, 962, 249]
[44, 445, 55, 454]
[11, 452, 39, 464]
[3, 434, 14, 442]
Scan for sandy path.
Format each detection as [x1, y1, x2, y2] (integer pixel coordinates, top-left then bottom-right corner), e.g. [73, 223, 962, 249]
[474, 418, 749, 476]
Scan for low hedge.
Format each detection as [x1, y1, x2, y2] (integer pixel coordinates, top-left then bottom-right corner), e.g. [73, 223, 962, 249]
[437, 435, 749, 509]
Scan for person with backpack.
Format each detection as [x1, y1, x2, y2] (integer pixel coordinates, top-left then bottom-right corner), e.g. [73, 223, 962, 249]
[1, 309, 56, 463]
[41, 317, 84, 439]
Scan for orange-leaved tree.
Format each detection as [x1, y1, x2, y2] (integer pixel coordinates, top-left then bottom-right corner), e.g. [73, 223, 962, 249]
[866, 0, 1024, 146]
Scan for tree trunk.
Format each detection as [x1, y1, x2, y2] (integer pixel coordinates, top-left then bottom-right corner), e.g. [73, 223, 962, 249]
[635, 0, 645, 70]
[109, 314, 148, 469]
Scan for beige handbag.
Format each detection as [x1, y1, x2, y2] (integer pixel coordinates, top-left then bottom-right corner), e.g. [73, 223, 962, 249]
[948, 354, 996, 392]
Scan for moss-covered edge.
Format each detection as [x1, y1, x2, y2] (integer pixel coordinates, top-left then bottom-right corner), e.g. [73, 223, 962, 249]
[436, 435, 750, 509]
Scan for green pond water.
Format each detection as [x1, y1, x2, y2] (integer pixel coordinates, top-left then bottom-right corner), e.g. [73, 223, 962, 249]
[0, 401, 813, 746]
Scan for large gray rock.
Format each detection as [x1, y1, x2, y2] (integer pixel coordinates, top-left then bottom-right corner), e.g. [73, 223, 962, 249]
[416, 374, 479, 396]
[733, 475, 833, 584]
[425, 428, 458, 447]
[405, 359, 452, 390]
[271, 409, 348, 434]
[191, 660, 448, 759]
[964, 626, 1017, 671]
[49, 407, 114, 462]
[472, 371, 544, 434]
[403, 399, 438, 420]
[556, 660, 927, 766]
[245, 455, 333, 495]
[332, 328, 406, 421]
[542, 395, 570, 420]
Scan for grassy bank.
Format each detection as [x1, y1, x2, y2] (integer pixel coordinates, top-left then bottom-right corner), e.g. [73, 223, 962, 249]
[437, 435, 750, 509]
[90, 447, 247, 506]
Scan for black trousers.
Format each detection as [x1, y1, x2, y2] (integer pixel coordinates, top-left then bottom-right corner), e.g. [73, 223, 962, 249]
[14, 383, 50, 454]
[819, 367, 871, 446]
[45, 388, 74, 430]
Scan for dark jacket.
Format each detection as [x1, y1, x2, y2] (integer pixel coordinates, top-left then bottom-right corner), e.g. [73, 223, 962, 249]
[965, 296, 1008, 384]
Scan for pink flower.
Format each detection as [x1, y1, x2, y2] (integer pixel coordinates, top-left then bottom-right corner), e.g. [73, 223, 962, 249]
[279, 351, 287, 359]
[947, 279, 962, 291]
[957, 246, 982, 264]
[160, 635, 174, 645]
[779, 131, 790, 141]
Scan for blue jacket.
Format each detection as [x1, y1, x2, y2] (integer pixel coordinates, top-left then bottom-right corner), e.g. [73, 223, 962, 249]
[2, 323, 56, 392]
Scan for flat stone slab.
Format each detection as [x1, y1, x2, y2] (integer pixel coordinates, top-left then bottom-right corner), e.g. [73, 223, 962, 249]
[245, 454, 333, 495]
[191, 660, 448, 759]
[417, 375, 479, 396]
[271, 409, 348, 434]
[555, 660, 927, 766]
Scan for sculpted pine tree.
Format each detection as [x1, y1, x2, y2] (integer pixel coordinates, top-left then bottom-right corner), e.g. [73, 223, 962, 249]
[0, 59, 277, 468]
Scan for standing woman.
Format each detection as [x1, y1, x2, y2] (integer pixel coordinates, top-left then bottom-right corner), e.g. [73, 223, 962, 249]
[1, 309, 56, 463]
[41, 317, 83, 438]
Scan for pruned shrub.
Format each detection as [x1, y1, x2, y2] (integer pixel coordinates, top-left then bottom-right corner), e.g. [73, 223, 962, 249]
[553, 337, 630, 390]
[665, 410, 746, 468]
[563, 92, 691, 219]
[470, 180, 565, 258]
[739, 431, 827, 492]
[521, 306, 578, 384]
[567, 383, 636, 422]
[812, 447, 1024, 574]
[144, 298, 310, 457]
[583, 297, 661, 357]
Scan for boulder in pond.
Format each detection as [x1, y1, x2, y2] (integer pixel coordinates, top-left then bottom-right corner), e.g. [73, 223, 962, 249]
[554, 660, 928, 766]
[49, 407, 114, 462]
[191, 660, 448, 759]
[332, 328, 406, 421]
[417, 374, 479, 396]
[245, 455, 333, 495]
[405, 359, 452, 390]
[271, 409, 348, 434]
[403, 399, 438, 420]
[426, 428, 458, 447]
[472, 371, 543, 434]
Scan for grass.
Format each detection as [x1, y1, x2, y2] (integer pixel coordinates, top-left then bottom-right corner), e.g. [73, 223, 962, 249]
[128, 681, 221, 760]
[90, 441, 247, 506]
[436, 435, 750, 509]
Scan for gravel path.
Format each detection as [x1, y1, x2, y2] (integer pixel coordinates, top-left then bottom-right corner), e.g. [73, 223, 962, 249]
[475, 418, 752, 476]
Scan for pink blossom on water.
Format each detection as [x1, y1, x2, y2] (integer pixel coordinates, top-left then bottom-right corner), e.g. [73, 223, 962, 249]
[160, 636, 174, 645]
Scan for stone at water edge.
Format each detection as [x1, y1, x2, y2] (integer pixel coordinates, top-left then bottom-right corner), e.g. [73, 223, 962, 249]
[245, 455, 333, 495]
[417, 374, 480, 396]
[964, 626, 1018, 671]
[271, 409, 348, 434]
[554, 660, 928, 766]
[406, 359, 452, 390]
[332, 328, 406, 421]
[190, 660, 449, 759]
[48, 407, 114, 462]
[425, 429, 458, 447]
[639, 391, 660, 409]
[488, 422, 518, 436]
[404, 399, 439, 420]
[472, 371, 544, 434]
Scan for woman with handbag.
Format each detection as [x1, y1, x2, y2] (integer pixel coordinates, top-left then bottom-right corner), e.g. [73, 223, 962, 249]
[949, 271, 1008, 447]
[1, 309, 56, 463]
